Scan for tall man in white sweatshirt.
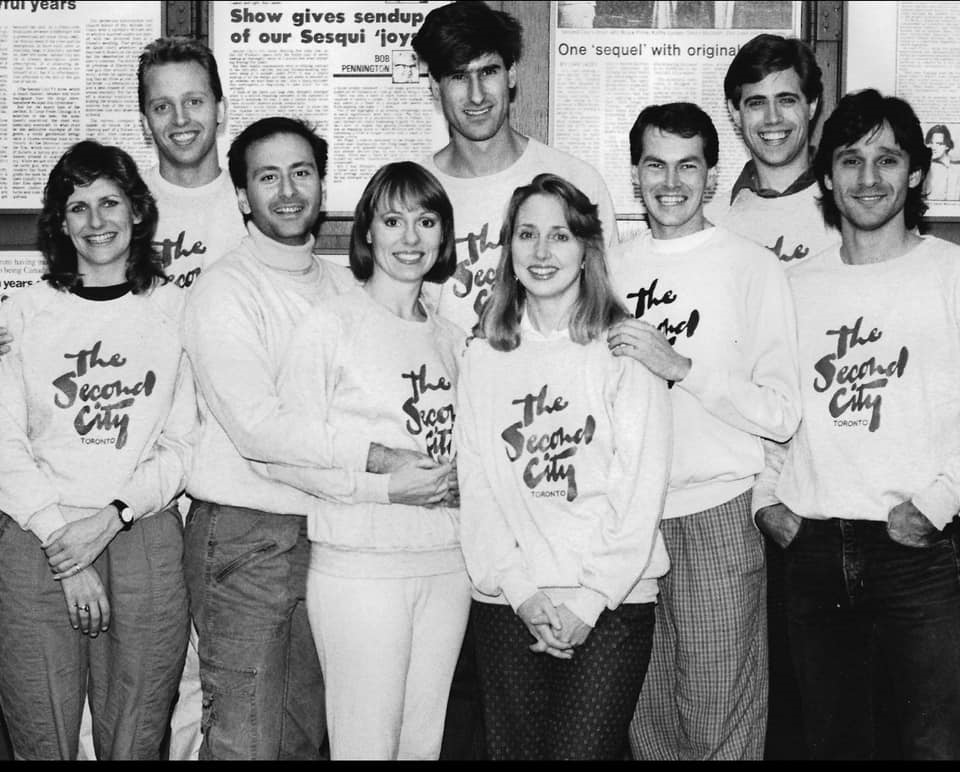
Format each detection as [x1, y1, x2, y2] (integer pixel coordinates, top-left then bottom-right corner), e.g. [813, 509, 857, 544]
[710, 32, 841, 758]
[753, 89, 960, 760]
[606, 102, 801, 759]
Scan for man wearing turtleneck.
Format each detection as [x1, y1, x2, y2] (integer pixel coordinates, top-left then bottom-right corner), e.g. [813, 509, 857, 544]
[606, 103, 801, 760]
[181, 117, 428, 760]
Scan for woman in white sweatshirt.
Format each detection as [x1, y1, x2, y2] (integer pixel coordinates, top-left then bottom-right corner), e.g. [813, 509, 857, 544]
[266, 161, 468, 760]
[455, 173, 673, 759]
[0, 141, 193, 759]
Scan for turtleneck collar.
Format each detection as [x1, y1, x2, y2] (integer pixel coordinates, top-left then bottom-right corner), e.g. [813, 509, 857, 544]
[247, 221, 317, 274]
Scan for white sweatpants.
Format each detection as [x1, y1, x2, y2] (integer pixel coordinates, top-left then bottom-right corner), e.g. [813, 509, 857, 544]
[307, 568, 471, 760]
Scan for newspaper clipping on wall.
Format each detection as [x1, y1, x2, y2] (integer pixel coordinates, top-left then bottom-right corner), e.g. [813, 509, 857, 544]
[0, 250, 45, 302]
[550, 0, 801, 222]
[0, 2, 161, 210]
[843, 1, 960, 218]
[210, 0, 451, 214]
[896, 1, 960, 216]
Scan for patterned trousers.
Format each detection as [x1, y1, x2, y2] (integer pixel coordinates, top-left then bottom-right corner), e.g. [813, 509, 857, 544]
[629, 490, 768, 759]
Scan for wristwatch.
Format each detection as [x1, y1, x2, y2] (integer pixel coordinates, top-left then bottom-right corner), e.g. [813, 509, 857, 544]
[111, 499, 134, 531]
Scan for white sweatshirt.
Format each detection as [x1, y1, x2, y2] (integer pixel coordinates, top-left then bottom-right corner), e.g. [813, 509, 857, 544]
[262, 285, 466, 579]
[422, 138, 619, 333]
[0, 282, 194, 543]
[144, 166, 246, 290]
[183, 223, 389, 516]
[607, 226, 802, 518]
[455, 319, 672, 628]
[753, 238, 960, 530]
[707, 177, 840, 266]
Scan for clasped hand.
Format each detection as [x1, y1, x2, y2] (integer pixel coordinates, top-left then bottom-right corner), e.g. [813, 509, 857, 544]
[517, 591, 592, 659]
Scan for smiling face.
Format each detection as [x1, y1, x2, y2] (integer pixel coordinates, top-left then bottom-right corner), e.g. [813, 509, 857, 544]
[62, 176, 140, 286]
[635, 127, 714, 239]
[140, 60, 224, 182]
[366, 198, 442, 286]
[511, 193, 584, 312]
[236, 132, 324, 246]
[431, 52, 515, 145]
[729, 67, 817, 183]
[825, 120, 922, 234]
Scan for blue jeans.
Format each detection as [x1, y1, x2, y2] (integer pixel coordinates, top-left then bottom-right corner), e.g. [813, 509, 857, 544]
[0, 506, 188, 760]
[784, 517, 960, 760]
[183, 501, 325, 760]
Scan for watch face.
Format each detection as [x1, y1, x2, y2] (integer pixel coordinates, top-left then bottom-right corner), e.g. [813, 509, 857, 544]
[120, 507, 133, 524]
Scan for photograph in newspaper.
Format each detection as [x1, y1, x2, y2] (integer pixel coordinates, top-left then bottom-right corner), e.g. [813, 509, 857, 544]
[210, 0, 451, 214]
[550, 0, 801, 220]
[0, 2, 161, 210]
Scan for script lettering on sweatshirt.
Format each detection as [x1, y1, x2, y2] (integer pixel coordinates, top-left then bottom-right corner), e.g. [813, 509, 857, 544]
[626, 276, 700, 345]
[766, 234, 810, 263]
[155, 229, 207, 289]
[500, 384, 595, 502]
[51, 340, 156, 450]
[401, 363, 455, 461]
[812, 315, 908, 432]
[450, 222, 500, 321]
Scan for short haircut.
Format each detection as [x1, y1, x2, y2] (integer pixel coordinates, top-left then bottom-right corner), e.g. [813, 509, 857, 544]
[926, 124, 954, 151]
[227, 116, 328, 190]
[724, 34, 823, 129]
[813, 89, 931, 231]
[137, 36, 223, 113]
[476, 173, 627, 351]
[349, 161, 457, 285]
[629, 102, 719, 168]
[412, 0, 522, 80]
[38, 140, 162, 293]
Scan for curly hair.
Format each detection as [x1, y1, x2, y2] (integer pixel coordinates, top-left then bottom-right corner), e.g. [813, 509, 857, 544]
[38, 140, 162, 293]
[412, 1, 522, 80]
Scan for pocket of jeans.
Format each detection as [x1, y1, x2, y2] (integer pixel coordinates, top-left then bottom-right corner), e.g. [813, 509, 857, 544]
[214, 542, 277, 584]
[198, 658, 258, 759]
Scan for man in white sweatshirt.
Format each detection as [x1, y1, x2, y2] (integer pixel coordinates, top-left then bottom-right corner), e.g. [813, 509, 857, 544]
[710, 32, 841, 759]
[181, 117, 449, 760]
[753, 89, 960, 760]
[606, 102, 801, 760]
[707, 33, 838, 265]
[136, 35, 248, 762]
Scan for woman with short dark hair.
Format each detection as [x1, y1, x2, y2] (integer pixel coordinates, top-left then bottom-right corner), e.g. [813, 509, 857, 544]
[265, 161, 468, 760]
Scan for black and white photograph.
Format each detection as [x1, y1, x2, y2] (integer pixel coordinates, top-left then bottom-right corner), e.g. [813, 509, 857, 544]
[0, 0, 959, 763]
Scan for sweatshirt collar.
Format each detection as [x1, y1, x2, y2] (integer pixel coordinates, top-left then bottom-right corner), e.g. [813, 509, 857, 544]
[247, 221, 316, 273]
[729, 153, 818, 203]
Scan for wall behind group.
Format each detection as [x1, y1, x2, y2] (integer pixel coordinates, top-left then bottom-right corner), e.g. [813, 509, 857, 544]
[1, 1, 957, 252]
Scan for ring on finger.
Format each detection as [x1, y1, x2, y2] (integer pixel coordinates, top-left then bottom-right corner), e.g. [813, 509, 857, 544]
[76, 604, 90, 613]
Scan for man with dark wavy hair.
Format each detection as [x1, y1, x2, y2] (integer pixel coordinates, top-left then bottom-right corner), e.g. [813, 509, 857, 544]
[754, 89, 960, 760]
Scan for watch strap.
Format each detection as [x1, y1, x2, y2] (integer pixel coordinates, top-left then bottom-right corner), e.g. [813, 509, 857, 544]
[111, 499, 133, 530]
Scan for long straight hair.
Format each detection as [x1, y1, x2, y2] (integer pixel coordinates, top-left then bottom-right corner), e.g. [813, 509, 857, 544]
[476, 173, 627, 351]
